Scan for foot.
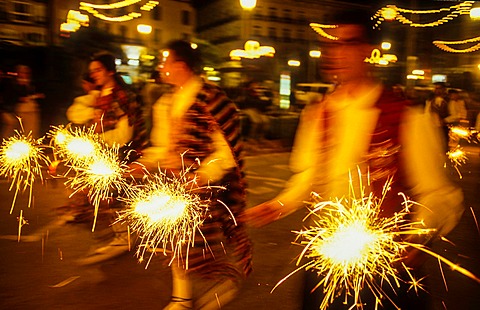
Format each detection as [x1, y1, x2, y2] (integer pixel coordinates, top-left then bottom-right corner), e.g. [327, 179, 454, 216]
[163, 296, 193, 310]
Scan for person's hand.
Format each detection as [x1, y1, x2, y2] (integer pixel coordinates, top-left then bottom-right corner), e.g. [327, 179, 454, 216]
[241, 199, 287, 228]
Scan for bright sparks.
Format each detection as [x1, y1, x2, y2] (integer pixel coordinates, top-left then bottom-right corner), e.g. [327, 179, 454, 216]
[0, 132, 49, 213]
[49, 126, 102, 168]
[447, 146, 468, 179]
[117, 168, 210, 269]
[272, 176, 436, 310]
[274, 177, 480, 309]
[65, 145, 129, 231]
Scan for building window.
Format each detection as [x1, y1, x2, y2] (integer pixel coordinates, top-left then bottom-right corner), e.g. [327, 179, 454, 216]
[12, 1, 31, 23]
[252, 25, 261, 36]
[283, 28, 291, 41]
[154, 28, 161, 43]
[283, 9, 292, 21]
[268, 7, 277, 20]
[296, 29, 305, 40]
[268, 27, 276, 38]
[119, 25, 127, 39]
[152, 6, 162, 21]
[26, 32, 42, 43]
[181, 10, 190, 26]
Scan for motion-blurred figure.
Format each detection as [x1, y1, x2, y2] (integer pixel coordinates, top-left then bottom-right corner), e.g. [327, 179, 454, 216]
[71, 52, 147, 265]
[2, 65, 44, 138]
[445, 89, 468, 126]
[244, 8, 463, 310]
[132, 40, 252, 310]
[425, 82, 450, 150]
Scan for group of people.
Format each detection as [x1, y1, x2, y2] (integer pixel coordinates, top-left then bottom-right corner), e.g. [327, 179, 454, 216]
[2, 6, 469, 310]
[424, 82, 469, 150]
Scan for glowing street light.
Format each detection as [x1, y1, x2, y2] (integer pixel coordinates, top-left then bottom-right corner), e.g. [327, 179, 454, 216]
[240, 0, 257, 10]
[470, 7, 480, 20]
[229, 40, 275, 60]
[137, 24, 152, 34]
[309, 50, 321, 58]
[381, 41, 391, 50]
[288, 60, 301, 67]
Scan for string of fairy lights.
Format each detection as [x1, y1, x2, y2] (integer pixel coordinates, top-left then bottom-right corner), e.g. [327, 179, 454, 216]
[310, 1, 479, 54]
[71, 1, 479, 54]
[78, 0, 159, 22]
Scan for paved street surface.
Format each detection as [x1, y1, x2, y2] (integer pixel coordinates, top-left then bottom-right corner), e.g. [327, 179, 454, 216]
[0, 141, 479, 310]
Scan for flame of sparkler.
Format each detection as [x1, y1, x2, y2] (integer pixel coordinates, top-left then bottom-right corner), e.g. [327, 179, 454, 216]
[286, 193, 427, 310]
[117, 169, 209, 269]
[446, 146, 468, 179]
[48, 126, 102, 169]
[0, 132, 49, 213]
[274, 177, 480, 309]
[65, 146, 129, 231]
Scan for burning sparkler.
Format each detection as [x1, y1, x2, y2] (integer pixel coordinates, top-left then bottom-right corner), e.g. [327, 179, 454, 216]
[48, 126, 102, 169]
[273, 179, 479, 309]
[117, 166, 215, 269]
[447, 146, 468, 179]
[0, 131, 49, 213]
[65, 144, 129, 231]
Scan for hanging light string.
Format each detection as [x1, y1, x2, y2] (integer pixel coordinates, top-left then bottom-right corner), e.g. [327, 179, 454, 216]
[433, 36, 480, 53]
[80, 0, 142, 10]
[309, 23, 338, 41]
[373, 1, 474, 28]
[79, 0, 159, 22]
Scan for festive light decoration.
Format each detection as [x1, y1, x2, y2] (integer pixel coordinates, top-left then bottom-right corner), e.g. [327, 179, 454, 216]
[80, 0, 142, 10]
[230, 40, 275, 60]
[373, 1, 474, 28]
[433, 36, 480, 53]
[309, 23, 338, 41]
[79, 0, 159, 22]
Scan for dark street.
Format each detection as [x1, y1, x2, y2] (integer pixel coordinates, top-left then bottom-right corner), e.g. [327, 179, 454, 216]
[0, 144, 479, 310]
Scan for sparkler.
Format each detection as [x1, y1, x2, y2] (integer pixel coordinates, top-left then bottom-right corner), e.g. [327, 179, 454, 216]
[446, 146, 468, 179]
[48, 126, 102, 169]
[65, 144, 130, 231]
[117, 165, 216, 269]
[273, 178, 479, 309]
[0, 131, 49, 213]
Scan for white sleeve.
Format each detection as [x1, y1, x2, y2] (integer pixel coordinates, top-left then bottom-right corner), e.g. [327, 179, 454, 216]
[195, 129, 236, 184]
[402, 107, 464, 236]
[100, 116, 134, 147]
[273, 106, 321, 212]
[66, 94, 95, 124]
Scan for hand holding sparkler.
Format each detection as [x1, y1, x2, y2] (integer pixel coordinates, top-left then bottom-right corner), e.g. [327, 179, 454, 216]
[242, 199, 297, 228]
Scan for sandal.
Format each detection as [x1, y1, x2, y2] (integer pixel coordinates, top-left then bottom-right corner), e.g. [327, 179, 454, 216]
[167, 296, 193, 309]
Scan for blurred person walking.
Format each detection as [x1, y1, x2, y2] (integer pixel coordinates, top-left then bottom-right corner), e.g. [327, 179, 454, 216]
[65, 73, 99, 126]
[131, 40, 252, 310]
[65, 52, 148, 264]
[140, 70, 170, 135]
[445, 89, 468, 126]
[2, 64, 44, 138]
[243, 8, 463, 310]
[425, 82, 450, 150]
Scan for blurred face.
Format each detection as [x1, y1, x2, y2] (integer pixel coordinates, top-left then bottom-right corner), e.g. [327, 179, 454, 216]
[159, 50, 183, 86]
[320, 24, 372, 84]
[89, 61, 114, 88]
